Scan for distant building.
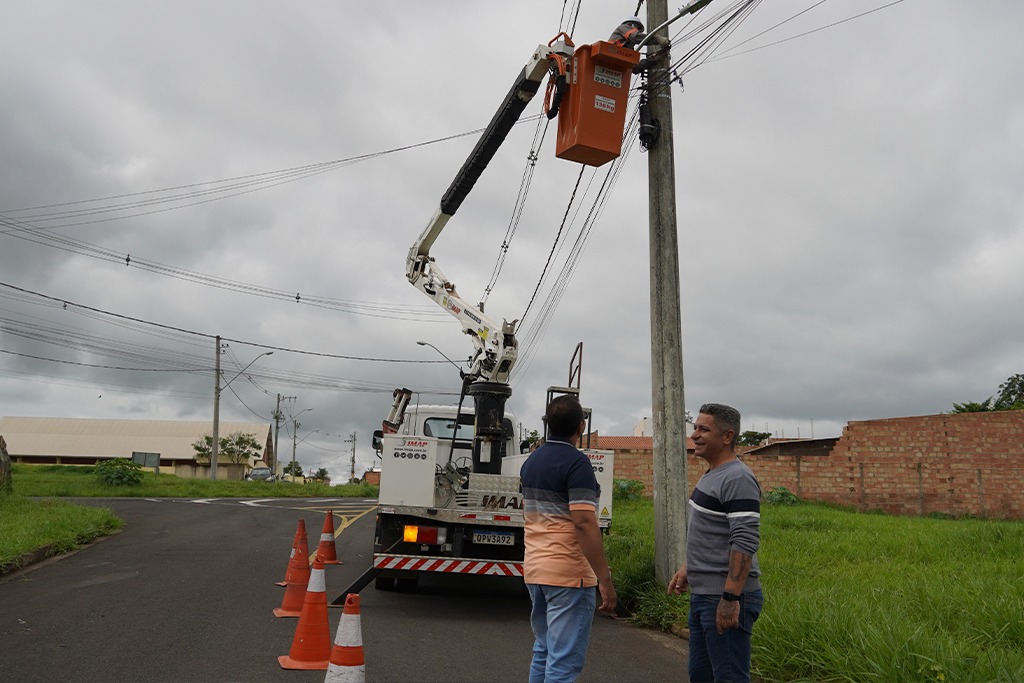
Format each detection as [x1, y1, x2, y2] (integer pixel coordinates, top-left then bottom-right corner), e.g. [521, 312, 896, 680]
[362, 466, 381, 486]
[0, 416, 272, 480]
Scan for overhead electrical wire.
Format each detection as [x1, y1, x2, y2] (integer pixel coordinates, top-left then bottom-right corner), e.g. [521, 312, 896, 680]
[0, 281, 447, 365]
[707, 0, 909, 63]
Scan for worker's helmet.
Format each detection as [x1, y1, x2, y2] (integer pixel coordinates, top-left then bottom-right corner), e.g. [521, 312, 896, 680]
[624, 16, 644, 31]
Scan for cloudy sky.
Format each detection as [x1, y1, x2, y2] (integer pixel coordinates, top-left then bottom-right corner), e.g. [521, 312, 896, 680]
[2, 1, 1022, 478]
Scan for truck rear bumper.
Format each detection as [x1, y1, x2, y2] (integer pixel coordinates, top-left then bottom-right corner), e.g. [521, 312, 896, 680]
[375, 552, 523, 578]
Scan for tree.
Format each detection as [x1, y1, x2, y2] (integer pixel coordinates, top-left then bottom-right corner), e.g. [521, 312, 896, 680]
[950, 398, 995, 413]
[219, 432, 262, 464]
[737, 430, 772, 447]
[311, 467, 329, 483]
[995, 373, 1024, 411]
[0, 435, 12, 496]
[950, 373, 1024, 413]
[283, 461, 304, 478]
[192, 432, 262, 464]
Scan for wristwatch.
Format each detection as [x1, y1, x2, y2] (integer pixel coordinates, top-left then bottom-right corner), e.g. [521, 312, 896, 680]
[721, 591, 741, 602]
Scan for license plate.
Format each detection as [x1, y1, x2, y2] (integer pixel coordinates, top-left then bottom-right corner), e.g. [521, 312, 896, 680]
[473, 531, 514, 546]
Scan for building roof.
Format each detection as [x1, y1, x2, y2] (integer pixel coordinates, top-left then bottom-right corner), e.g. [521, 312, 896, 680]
[0, 416, 271, 461]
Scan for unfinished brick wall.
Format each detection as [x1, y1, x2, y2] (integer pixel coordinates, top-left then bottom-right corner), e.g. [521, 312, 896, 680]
[745, 411, 1024, 519]
[604, 412, 1024, 519]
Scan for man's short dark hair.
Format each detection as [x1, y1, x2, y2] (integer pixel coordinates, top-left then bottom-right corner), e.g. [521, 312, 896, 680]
[699, 403, 741, 446]
[547, 395, 584, 438]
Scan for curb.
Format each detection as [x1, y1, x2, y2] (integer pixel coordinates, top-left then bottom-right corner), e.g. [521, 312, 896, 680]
[0, 529, 122, 580]
[0, 544, 55, 577]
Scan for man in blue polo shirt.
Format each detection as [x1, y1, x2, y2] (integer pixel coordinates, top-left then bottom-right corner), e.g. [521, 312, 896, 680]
[520, 394, 616, 682]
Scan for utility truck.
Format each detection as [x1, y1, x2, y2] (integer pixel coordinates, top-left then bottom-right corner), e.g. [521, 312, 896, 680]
[331, 387, 613, 598]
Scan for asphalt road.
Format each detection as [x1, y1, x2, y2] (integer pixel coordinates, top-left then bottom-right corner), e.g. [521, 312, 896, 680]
[0, 497, 688, 682]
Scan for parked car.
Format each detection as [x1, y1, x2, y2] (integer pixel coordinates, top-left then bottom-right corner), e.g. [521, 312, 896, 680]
[245, 466, 275, 482]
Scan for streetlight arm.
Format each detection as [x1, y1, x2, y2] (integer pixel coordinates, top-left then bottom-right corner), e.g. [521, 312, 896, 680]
[222, 351, 273, 389]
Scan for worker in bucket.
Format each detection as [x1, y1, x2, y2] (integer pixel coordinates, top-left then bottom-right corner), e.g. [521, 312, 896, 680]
[609, 16, 647, 49]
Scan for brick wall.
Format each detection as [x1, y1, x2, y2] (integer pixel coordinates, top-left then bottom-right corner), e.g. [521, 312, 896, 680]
[601, 412, 1024, 519]
[745, 411, 1024, 519]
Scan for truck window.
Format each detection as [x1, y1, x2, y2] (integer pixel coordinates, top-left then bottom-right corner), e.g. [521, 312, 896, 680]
[424, 417, 475, 441]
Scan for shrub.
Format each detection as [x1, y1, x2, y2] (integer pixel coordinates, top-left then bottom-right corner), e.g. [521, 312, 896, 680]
[613, 478, 645, 502]
[94, 458, 143, 486]
[764, 486, 799, 505]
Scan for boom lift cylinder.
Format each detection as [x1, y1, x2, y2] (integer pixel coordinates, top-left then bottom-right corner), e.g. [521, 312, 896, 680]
[468, 381, 512, 474]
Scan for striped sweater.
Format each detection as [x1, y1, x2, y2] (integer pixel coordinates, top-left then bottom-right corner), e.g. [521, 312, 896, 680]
[686, 458, 762, 595]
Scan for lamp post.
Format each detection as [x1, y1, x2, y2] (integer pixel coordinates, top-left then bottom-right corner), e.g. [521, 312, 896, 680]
[211, 346, 273, 480]
[416, 340, 465, 373]
[288, 408, 314, 481]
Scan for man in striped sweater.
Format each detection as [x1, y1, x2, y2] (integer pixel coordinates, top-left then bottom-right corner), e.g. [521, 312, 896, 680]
[668, 403, 763, 683]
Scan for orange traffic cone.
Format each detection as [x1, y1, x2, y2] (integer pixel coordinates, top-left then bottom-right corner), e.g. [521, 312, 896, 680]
[274, 528, 311, 618]
[324, 594, 365, 683]
[317, 511, 342, 565]
[277, 519, 308, 586]
[279, 555, 332, 670]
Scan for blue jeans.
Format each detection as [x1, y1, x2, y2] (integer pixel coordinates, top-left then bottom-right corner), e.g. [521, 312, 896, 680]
[527, 583, 597, 683]
[688, 590, 763, 683]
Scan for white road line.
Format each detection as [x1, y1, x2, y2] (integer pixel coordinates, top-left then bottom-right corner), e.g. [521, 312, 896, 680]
[191, 499, 218, 504]
[240, 499, 274, 507]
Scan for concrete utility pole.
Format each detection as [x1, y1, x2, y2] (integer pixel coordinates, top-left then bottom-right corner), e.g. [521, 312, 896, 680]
[646, 0, 689, 586]
[345, 432, 357, 483]
[211, 344, 273, 480]
[210, 336, 223, 481]
[272, 393, 281, 473]
[272, 394, 296, 474]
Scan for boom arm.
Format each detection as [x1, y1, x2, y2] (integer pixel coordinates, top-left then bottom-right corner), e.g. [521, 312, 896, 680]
[406, 39, 573, 384]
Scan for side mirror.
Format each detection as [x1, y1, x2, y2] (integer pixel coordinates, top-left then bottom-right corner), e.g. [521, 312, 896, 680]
[372, 430, 383, 453]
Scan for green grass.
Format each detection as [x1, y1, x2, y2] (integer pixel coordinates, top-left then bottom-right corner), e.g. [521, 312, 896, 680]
[0, 495, 123, 572]
[9, 463, 379, 498]
[605, 497, 1024, 683]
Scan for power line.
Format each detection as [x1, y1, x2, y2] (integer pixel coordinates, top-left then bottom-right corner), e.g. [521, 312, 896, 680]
[0, 281, 448, 364]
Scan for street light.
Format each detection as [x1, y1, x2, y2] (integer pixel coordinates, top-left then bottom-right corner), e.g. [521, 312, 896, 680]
[416, 340, 465, 373]
[210, 347, 273, 480]
[288, 408, 314, 481]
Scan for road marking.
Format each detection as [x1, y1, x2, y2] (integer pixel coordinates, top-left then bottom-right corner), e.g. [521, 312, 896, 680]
[191, 499, 218, 504]
[240, 499, 274, 507]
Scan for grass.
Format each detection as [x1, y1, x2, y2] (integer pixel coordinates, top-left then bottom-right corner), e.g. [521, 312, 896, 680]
[0, 495, 123, 572]
[9, 463, 379, 498]
[604, 496, 1024, 683]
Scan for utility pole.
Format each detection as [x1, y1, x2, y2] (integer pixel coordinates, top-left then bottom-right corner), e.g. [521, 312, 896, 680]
[272, 393, 281, 473]
[646, 0, 689, 585]
[345, 432, 357, 483]
[210, 335, 222, 481]
[292, 420, 300, 482]
[271, 395, 296, 475]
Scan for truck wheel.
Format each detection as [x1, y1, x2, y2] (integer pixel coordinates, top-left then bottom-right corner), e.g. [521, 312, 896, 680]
[374, 576, 395, 591]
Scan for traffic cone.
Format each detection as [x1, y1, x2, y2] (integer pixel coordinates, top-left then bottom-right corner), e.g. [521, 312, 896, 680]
[279, 555, 332, 670]
[274, 527, 311, 618]
[277, 519, 308, 586]
[325, 594, 365, 683]
[317, 510, 342, 565]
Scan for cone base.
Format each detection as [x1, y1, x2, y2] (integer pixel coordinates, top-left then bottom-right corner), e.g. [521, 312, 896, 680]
[275, 580, 288, 586]
[272, 607, 301, 618]
[278, 655, 329, 671]
[320, 558, 341, 565]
